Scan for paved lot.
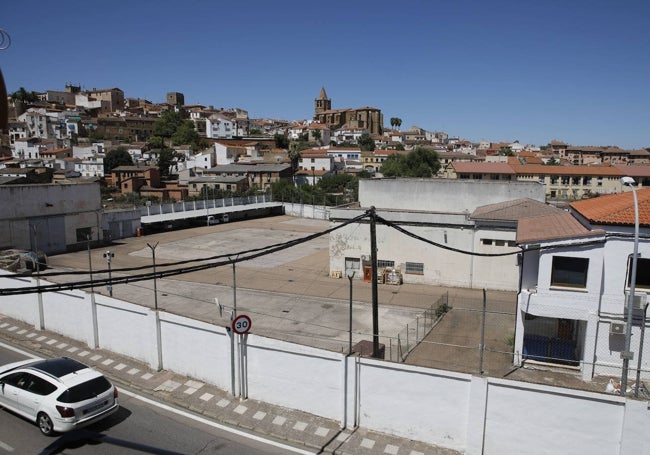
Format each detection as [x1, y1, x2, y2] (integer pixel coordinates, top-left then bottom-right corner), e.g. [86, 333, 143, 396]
[28, 214, 621, 392]
[47, 215, 483, 357]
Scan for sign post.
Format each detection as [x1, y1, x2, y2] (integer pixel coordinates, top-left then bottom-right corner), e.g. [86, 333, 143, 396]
[232, 314, 252, 335]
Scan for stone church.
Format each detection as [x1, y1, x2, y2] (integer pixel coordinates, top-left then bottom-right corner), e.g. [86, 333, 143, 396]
[313, 87, 383, 135]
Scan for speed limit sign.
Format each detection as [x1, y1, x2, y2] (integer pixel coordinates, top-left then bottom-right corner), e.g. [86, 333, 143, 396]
[232, 314, 252, 334]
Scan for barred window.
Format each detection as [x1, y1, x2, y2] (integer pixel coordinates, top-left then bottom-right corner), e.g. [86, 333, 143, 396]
[377, 260, 395, 269]
[405, 262, 424, 274]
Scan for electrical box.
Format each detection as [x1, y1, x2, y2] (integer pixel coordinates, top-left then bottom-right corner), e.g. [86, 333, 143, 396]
[610, 322, 626, 336]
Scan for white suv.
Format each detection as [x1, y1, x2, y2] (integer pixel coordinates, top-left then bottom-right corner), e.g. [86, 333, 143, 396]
[0, 357, 119, 435]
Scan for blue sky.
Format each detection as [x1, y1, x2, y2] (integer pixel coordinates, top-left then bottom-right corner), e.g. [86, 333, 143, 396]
[2, 0, 649, 149]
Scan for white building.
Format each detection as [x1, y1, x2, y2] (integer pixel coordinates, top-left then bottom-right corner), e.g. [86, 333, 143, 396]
[206, 114, 234, 139]
[329, 179, 547, 291]
[74, 154, 105, 177]
[0, 182, 103, 254]
[515, 188, 650, 381]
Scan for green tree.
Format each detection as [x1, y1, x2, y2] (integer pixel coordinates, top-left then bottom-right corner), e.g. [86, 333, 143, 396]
[153, 111, 185, 138]
[394, 143, 405, 151]
[249, 128, 262, 135]
[311, 129, 322, 145]
[10, 87, 39, 103]
[358, 133, 375, 151]
[274, 133, 289, 149]
[171, 120, 199, 145]
[498, 146, 514, 156]
[381, 147, 440, 178]
[157, 148, 177, 176]
[545, 156, 560, 165]
[104, 147, 134, 173]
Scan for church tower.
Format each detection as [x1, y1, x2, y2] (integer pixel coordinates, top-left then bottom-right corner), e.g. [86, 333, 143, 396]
[314, 86, 331, 119]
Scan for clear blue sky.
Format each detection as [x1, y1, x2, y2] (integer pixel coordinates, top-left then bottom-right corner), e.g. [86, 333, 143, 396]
[2, 0, 649, 149]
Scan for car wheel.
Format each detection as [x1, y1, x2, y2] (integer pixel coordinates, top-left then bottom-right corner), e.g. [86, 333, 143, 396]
[37, 412, 55, 436]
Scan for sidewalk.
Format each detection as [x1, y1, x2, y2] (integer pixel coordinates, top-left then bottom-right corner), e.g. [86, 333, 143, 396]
[0, 314, 459, 455]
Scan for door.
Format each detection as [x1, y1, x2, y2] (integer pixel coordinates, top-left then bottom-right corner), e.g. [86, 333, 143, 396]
[0, 372, 28, 413]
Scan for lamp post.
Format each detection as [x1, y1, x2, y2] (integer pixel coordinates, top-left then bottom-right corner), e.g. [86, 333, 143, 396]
[147, 242, 159, 310]
[347, 270, 355, 355]
[103, 251, 114, 297]
[620, 176, 639, 396]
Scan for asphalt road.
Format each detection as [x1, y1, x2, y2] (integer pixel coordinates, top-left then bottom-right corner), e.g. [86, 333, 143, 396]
[0, 344, 311, 455]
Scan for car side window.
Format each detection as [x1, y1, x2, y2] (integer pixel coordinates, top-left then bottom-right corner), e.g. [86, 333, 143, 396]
[2, 372, 27, 388]
[25, 375, 57, 396]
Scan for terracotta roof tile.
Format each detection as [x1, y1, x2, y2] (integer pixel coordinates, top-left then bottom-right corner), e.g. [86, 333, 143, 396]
[614, 165, 650, 178]
[452, 162, 515, 174]
[570, 188, 650, 227]
[517, 212, 605, 244]
[471, 198, 561, 221]
[509, 164, 623, 176]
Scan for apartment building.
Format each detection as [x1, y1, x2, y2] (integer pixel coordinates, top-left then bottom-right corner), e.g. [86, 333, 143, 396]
[448, 162, 650, 200]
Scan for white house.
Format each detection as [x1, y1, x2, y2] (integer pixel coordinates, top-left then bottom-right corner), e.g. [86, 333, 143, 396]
[206, 114, 234, 139]
[515, 187, 650, 382]
[12, 138, 51, 160]
[74, 154, 105, 177]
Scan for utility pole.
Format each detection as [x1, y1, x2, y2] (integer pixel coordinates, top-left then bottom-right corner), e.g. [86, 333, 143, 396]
[369, 206, 380, 358]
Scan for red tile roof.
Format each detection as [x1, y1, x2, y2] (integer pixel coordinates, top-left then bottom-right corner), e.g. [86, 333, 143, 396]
[451, 162, 515, 174]
[614, 165, 650, 178]
[570, 188, 650, 227]
[517, 212, 605, 244]
[509, 164, 623, 176]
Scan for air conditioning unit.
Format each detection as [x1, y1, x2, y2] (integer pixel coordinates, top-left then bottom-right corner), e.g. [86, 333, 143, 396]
[624, 292, 647, 311]
[610, 322, 626, 336]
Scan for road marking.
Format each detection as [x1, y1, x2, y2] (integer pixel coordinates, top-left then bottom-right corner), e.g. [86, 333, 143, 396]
[119, 389, 315, 455]
[1, 342, 314, 454]
[0, 439, 14, 451]
[0, 341, 41, 359]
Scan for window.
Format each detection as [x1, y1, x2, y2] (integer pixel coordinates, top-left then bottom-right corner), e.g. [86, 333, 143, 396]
[627, 257, 650, 289]
[482, 239, 492, 245]
[377, 260, 395, 269]
[405, 262, 424, 274]
[345, 257, 360, 271]
[76, 227, 92, 242]
[551, 256, 589, 288]
[495, 240, 506, 247]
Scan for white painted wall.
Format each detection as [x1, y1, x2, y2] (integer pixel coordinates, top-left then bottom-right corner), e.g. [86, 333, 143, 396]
[1, 270, 650, 454]
[359, 179, 546, 213]
[329, 208, 520, 290]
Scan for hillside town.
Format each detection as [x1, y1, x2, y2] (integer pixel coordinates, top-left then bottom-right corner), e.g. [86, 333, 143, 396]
[1, 82, 650, 454]
[3, 84, 649, 202]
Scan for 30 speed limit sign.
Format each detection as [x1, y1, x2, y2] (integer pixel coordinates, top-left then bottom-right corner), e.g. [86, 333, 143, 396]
[232, 314, 252, 334]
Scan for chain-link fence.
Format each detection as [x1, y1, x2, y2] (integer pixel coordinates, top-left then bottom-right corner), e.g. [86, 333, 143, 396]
[388, 290, 517, 378]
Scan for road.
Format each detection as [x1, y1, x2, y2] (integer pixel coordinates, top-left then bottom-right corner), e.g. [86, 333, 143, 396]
[0, 344, 312, 455]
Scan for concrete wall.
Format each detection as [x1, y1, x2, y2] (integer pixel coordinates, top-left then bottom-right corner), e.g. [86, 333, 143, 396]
[329, 208, 521, 290]
[1, 270, 649, 454]
[0, 182, 103, 254]
[359, 179, 546, 213]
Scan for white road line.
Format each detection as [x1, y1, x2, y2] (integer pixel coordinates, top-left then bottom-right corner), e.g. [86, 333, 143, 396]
[0, 439, 14, 452]
[119, 389, 316, 455]
[0, 341, 41, 359]
[0, 341, 315, 455]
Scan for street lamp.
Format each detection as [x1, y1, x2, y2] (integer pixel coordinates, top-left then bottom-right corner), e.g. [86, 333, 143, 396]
[620, 176, 639, 396]
[103, 251, 114, 297]
[347, 270, 355, 355]
[147, 242, 159, 310]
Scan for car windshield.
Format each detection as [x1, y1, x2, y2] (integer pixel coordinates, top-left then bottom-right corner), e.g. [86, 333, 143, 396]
[57, 376, 111, 403]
